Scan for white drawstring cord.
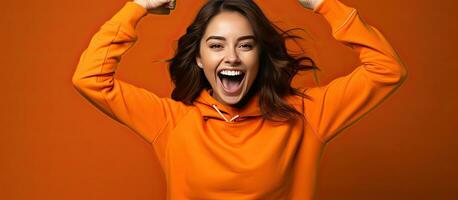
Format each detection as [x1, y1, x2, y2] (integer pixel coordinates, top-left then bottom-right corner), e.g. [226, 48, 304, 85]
[211, 104, 240, 122]
[229, 115, 240, 122]
[212, 104, 228, 122]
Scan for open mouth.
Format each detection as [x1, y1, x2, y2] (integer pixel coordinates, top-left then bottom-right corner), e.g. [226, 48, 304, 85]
[217, 70, 246, 95]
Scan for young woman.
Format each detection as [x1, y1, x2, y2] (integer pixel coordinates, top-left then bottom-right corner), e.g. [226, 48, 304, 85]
[72, 0, 407, 199]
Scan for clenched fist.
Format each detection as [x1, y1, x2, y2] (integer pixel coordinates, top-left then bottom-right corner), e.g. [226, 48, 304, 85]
[298, 0, 324, 10]
[133, 0, 176, 15]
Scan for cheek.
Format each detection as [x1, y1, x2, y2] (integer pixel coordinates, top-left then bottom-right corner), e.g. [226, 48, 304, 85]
[202, 63, 218, 78]
[241, 52, 260, 71]
[201, 51, 224, 67]
[203, 68, 215, 79]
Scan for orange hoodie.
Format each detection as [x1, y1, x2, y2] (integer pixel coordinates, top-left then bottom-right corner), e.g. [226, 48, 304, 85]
[72, 0, 408, 199]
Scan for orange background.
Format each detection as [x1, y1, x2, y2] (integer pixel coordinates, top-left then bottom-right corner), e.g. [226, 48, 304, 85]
[1, 0, 457, 199]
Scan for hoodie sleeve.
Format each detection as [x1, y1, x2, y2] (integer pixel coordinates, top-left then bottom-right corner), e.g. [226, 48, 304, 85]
[72, 2, 185, 145]
[302, 0, 408, 143]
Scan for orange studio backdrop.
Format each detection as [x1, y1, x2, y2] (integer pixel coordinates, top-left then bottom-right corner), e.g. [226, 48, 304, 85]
[1, 0, 457, 200]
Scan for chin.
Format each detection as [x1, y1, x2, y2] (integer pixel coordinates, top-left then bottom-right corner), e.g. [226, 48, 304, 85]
[216, 87, 246, 106]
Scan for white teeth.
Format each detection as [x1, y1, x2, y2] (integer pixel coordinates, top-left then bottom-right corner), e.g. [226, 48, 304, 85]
[219, 70, 243, 76]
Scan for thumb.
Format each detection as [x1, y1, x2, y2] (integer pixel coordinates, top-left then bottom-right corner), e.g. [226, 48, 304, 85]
[148, 6, 171, 15]
[298, 0, 324, 10]
[167, 0, 176, 10]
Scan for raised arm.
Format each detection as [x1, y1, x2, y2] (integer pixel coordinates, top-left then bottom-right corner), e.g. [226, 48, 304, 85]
[299, 0, 408, 143]
[72, 1, 186, 144]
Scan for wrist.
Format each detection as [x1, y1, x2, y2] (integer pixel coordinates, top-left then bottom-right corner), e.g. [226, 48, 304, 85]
[133, 0, 148, 9]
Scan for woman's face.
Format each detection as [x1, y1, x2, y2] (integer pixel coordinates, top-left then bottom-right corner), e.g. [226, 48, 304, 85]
[196, 11, 260, 106]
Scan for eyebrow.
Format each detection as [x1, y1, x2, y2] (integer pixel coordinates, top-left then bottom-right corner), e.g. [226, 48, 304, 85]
[205, 35, 256, 42]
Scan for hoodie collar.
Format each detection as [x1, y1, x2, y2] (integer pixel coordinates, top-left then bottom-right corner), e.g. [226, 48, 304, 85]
[193, 88, 262, 122]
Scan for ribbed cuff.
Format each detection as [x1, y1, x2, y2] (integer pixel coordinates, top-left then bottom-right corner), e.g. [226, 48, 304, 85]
[109, 1, 148, 29]
[133, 0, 148, 9]
[314, 0, 355, 32]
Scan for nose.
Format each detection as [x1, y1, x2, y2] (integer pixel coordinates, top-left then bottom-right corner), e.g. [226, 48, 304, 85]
[224, 47, 241, 66]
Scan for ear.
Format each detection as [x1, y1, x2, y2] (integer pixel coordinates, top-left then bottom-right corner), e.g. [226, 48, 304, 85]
[195, 56, 203, 69]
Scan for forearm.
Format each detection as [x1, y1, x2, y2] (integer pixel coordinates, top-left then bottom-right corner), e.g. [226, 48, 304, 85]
[72, 2, 147, 90]
[72, 2, 148, 122]
[72, 2, 178, 145]
[302, 0, 408, 143]
[316, 0, 407, 83]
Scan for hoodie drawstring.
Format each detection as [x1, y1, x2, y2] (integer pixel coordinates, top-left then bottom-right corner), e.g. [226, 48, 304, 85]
[212, 104, 240, 122]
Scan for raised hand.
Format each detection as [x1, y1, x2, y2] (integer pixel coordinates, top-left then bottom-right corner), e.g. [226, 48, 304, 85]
[298, 0, 324, 10]
[133, 0, 176, 15]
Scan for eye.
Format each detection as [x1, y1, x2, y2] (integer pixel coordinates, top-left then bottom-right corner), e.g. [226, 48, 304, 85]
[239, 43, 253, 49]
[209, 44, 223, 49]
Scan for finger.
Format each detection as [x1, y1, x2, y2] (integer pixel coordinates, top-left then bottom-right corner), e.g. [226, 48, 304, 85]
[167, 0, 176, 10]
[148, 6, 171, 15]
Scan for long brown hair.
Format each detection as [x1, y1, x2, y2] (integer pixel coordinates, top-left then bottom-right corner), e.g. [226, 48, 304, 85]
[166, 0, 319, 122]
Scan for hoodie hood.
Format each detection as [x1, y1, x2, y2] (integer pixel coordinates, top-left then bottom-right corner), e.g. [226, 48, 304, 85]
[193, 88, 262, 122]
